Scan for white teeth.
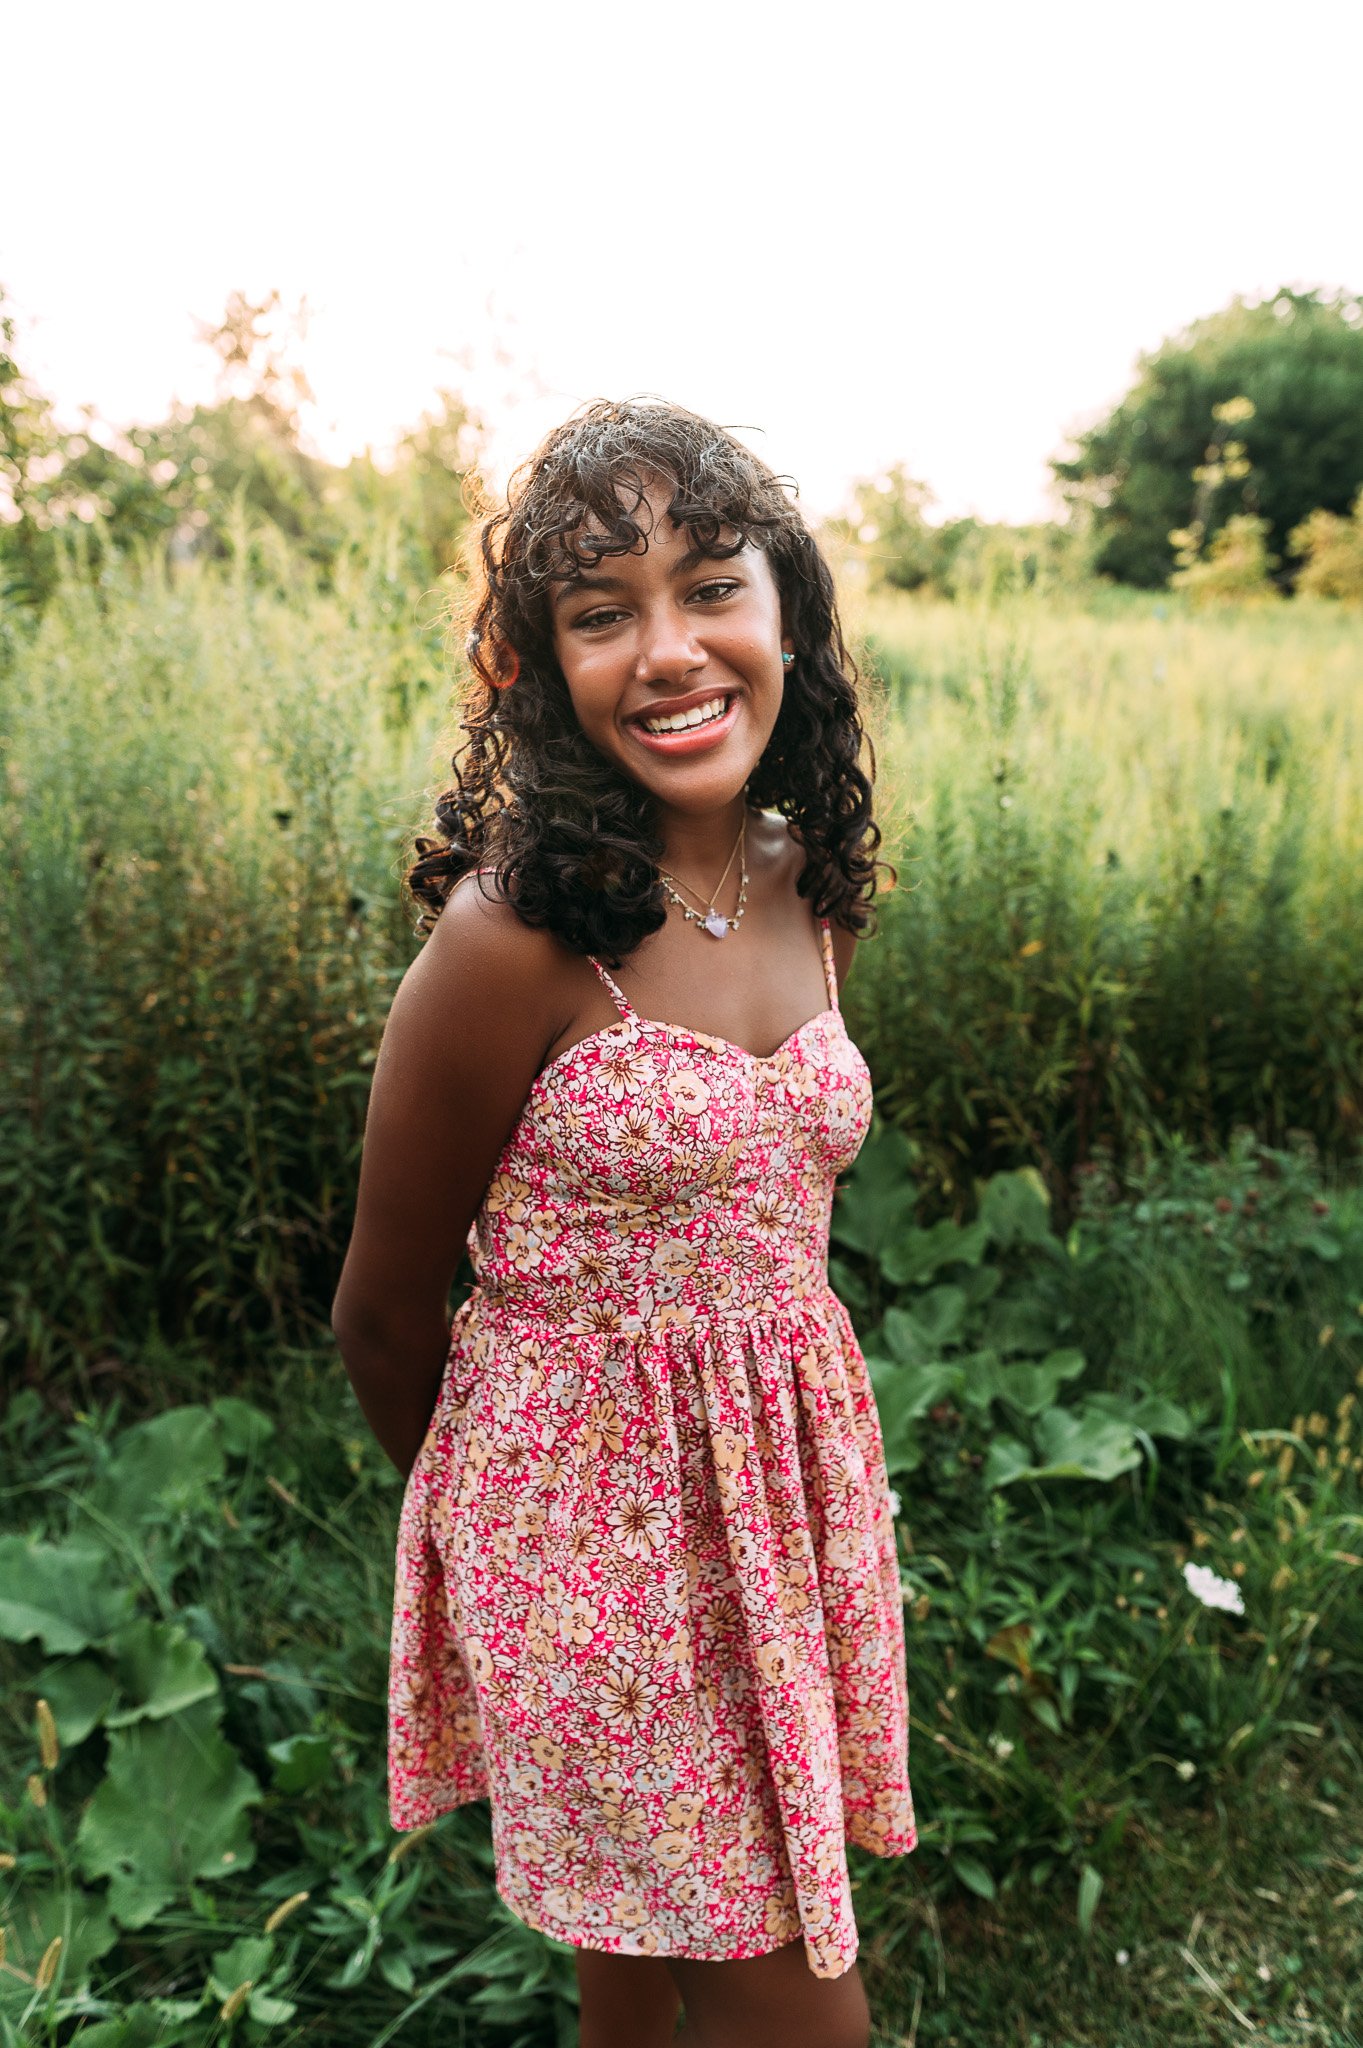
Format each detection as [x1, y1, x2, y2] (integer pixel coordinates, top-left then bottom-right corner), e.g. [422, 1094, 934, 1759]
[640, 695, 730, 736]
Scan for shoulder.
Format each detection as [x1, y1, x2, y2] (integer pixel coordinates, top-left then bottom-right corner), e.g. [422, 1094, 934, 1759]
[409, 867, 571, 1032]
[772, 814, 861, 991]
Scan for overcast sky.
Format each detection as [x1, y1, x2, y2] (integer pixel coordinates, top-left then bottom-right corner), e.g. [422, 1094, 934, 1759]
[6, 0, 1360, 525]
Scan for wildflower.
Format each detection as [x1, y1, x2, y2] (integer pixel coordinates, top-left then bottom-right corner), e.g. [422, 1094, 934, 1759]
[1183, 1561, 1245, 1615]
[988, 1734, 1014, 1761]
[887, 1488, 903, 1519]
[1116, 1948, 1130, 1966]
[1175, 1760, 1197, 1781]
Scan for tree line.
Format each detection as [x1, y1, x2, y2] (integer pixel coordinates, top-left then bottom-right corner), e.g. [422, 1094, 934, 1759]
[3, 283, 1362, 611]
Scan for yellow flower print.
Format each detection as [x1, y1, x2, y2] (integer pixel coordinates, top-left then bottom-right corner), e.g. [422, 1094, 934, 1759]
[670, 1069, 711, 1115]
[484, 1173, 532, 1220]
[603, 1799, 651, 1845]
[599, 1042, 653, 1103]
[560, 1593, 600, 1645]
[503, 1224, 543, 1273]
[525, 1603, 557, 1663]
[664, 1792, 705, 1833]
[608, 1489, 671, 1559]
[585, 1397, 625, 1457]
[567, 1301, 627, 1336]
[529, 1733, 565, 1770]
[465, 1638, 494, 1682]
[542, 1886, 586, 1924]
[655, 1301, 695, 1333]
[599, 1660, 664, 1728]
[650, 1829, 696, 1871]
[650, 1238, 698, 1280]
[711, 1426, 748, 1474]
[777, 1560, 814, 1616]
[612, 1895, 651, 1929]
[615, 1103, 659, 1156]
[755, 1639, 795, 1685]
[749, 1185, 797, 1240]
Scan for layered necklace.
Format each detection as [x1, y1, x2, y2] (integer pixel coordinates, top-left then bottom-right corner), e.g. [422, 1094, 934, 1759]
[656, 809, 749, 939]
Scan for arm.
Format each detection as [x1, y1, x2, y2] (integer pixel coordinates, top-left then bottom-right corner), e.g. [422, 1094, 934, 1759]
[330, 877, 568, 1479]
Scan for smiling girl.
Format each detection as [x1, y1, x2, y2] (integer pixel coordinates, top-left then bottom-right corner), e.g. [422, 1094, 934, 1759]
[331, 398, 918, 2048]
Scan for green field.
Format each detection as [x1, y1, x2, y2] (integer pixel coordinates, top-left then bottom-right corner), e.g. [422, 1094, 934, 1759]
[2, 549, 1361, 2045]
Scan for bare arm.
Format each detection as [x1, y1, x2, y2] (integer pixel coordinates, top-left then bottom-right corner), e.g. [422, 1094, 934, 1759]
[330, 877, 569, 1479]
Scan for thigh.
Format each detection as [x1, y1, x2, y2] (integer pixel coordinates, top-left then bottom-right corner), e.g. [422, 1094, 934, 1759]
[575, 1947, 683, 2048]
[664, 1937, 870, 2048]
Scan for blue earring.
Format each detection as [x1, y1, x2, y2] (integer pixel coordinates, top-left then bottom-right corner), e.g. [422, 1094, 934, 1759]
[781, 651, 795, 667]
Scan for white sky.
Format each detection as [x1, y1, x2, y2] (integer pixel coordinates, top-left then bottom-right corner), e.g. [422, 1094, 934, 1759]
[5, 0, 1360, 526]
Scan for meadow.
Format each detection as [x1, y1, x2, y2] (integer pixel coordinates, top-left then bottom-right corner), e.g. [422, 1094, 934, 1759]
[2, 531, 1361, 2045]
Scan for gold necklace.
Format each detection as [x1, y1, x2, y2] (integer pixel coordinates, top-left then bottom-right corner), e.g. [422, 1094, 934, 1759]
[657, 812, 749, 938]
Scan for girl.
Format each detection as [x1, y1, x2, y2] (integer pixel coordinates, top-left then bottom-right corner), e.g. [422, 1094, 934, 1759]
[332, 398, 917, 2048]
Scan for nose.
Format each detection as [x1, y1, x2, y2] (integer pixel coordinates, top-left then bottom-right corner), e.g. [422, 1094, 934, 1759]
[635, 599, 707, 683]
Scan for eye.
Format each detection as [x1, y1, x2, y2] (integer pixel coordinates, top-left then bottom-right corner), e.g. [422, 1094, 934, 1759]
[692, 579, 742, 604]
[572, 579, 742, 632]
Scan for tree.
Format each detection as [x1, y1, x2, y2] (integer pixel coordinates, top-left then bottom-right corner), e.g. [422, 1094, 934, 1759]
[1051, 286, 1363, 589]
[1288, 487, 1363, 601]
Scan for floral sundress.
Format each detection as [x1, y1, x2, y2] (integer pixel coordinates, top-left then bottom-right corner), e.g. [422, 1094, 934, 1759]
[387, 910, 917, 1979]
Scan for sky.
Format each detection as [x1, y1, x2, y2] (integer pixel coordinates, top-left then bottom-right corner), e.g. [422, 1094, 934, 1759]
[5, 0, 1360, 527]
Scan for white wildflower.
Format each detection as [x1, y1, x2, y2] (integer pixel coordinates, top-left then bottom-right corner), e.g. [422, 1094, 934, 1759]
[1175, 1759, 1197, 1782]
[887, 1488, 903, 1520]
[1116, 1949, 1130, 1966]
[988, 1734, 1014, 1761]
[1182, 1561, 1245, 1615]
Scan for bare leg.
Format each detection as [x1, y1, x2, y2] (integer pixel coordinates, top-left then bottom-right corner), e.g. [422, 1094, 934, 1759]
[664, 1937, 870, 2048]
[575, 1946, 684, 2048]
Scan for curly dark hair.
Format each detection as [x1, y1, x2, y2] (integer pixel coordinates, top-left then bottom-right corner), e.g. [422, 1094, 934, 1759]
[406, 396, 895, 964]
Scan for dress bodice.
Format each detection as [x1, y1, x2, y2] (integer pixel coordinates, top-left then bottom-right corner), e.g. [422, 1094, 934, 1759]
[464, 916, 873, 1335]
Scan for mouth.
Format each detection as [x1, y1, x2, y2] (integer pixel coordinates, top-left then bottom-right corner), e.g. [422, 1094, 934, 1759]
[626, 691, 739, 756]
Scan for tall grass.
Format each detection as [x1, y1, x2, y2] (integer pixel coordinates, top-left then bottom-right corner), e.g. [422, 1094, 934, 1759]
[3, 543, 1360, 1387]
[842, 588, 1363, 1206]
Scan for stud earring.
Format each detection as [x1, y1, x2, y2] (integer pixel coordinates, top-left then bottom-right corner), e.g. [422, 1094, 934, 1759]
[781, 651, 795, 668]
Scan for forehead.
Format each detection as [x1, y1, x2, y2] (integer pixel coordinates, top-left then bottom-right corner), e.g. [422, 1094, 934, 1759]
[548, 482, 754, 601]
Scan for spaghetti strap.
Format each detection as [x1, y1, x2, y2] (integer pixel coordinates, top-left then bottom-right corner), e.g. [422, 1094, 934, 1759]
[587, 956, 637, 1022]
[817, 916, 840, 1011]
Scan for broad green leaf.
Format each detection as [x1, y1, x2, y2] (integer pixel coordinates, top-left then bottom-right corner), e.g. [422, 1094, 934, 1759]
[829, 1121, 919, 1258]
[1077, 1862, 1104, 1936]
[35, 1654, 120, 1746]
[209, 1934, 274, 1997]
[991, 1348, 1088, 1418]
[0, 1881, 118, 2017]
[1084, 1391, 1193, 1440]
[882, 1295, 968, 1365]
[1032, 1407, 1142, 1481]
[106, 1618, 220, 1727]
[880, 1216, 990, 1286]
[0, 1538, 135, 1654]
[951, 1854, 996, 1899]
[267, 1729, 331, 1793]
[865, 1358, 928, 1476]
[987, 1406, 1143, 1486]
[76, 1698, 261, 1928]
[978, 1169, 1053, 1249]
[210, 1396, 276, 1458]
[88, 1406, 226, 1528]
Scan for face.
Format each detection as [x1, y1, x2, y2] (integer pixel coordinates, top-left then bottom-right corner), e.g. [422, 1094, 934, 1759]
[548, 476, 792, 815]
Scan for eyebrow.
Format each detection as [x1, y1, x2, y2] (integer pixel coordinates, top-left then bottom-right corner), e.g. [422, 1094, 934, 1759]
[550, 543, 738, 608]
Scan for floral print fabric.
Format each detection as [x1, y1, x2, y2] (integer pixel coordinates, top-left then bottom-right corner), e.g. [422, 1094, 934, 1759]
[388, 914, 917, 1979]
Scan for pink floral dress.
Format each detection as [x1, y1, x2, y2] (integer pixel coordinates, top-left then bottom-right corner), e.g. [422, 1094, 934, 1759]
[388, 912, 917, 1979]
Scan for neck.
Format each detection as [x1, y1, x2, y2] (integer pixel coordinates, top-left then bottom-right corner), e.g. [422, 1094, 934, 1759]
[657, 793, 751, 882]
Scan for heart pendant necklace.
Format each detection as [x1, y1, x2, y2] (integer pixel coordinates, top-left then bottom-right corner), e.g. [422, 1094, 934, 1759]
[658, 811, 749, 938]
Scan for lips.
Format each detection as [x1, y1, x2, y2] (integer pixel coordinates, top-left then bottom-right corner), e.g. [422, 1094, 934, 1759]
[625, 687, 735, 730]
[625, 691, 741, 757]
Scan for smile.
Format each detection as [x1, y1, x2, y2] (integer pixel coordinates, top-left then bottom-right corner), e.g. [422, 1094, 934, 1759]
[640, 694, 731, 735]
[627, 693, 740, 757]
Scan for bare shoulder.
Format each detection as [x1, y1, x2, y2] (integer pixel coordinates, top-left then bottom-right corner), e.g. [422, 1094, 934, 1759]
[415, 869, 568, 1019]
[775, 814, 861, 993]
